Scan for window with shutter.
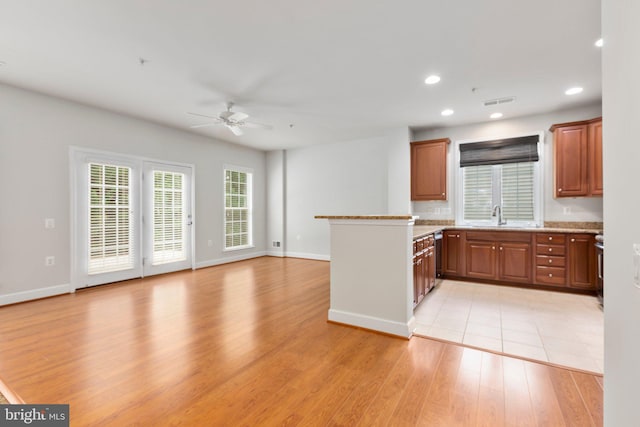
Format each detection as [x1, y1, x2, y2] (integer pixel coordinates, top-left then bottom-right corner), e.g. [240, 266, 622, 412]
[152, 171, 186, 265]
[224, 167, 253, 249]
[88, 163, 134, 274]
[458, 135, 541, 227]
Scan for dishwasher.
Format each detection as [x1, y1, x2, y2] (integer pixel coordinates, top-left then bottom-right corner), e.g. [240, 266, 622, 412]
[434, 231, 443, 286]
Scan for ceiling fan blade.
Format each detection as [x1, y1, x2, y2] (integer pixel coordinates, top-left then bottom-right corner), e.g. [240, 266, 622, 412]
[227, 111, 249, 122]
[190, 122, 221, 129]
[225, 124, 244, 136]
[241, 121, 273, 130]
[187, 112, 219, 119]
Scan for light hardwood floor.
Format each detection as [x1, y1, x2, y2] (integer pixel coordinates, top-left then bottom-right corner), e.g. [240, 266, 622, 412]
[0, 257, 602, 426]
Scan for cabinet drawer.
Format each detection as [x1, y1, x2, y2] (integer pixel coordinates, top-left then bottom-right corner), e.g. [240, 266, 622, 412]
[536, 234, 566, 244]
[536, 255, 566, 267]
[536, 266, 566, 286]
[413, 241, 417, 254]
[416, 239, 424, 251]
[536, 244, 566, 256]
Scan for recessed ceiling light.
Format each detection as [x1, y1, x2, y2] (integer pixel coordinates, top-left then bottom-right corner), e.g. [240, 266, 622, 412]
[565, 87, 584, 95]
[490, 112, 503, 119]
[425, 75, 441, 85]
[595, 38, 603, 47]
[441, 109, 454, 116]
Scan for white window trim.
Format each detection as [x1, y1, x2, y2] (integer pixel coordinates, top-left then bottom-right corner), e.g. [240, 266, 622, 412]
[223, 164, 254, 252]
[454, 131, 544, 228]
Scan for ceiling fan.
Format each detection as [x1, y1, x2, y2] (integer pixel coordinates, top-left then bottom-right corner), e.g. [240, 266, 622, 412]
[187, 102, 273, 136]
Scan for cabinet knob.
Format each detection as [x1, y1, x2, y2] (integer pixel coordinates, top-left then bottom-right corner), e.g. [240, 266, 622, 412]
[549, 259, 553, 264]
[548, 248, 553, 252]
[548, 237, 553, 241]
[571, 238, 575, 242]
[559, 188, 563, 192]
[442, 193, 445, 196]
[492, 246, 496, 250]
[549, 273, 553, 277]
[457, 234, 460, 238]
[499, 247, 503, 251]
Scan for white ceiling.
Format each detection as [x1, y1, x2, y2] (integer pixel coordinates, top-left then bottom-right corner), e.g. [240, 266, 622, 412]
[0, 0, 602, 151]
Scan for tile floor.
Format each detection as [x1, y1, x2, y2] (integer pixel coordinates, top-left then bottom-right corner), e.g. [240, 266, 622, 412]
[413, 279, 604, 374]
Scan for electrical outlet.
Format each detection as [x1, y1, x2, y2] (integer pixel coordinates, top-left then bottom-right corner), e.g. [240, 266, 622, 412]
[272, 241, 281, 248]
[45, 218, 55, 229]
[563, 207, 572, 215]
[45, 256, 55, 266]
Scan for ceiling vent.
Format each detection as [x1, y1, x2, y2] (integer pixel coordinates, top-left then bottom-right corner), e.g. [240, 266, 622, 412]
[483, 96, 516, 107]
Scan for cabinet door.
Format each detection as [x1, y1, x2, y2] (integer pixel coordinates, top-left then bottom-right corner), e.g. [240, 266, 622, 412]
[568, 234, 595, 290]
[443, 231, 463, 276]
[411, 139, 450, 201]
[426, 246, 436, 291]
[589, 120, 603, 196]
[554, 125, 589, 197]
[465, 240, 497, 280]
[498, 242, 532, 283]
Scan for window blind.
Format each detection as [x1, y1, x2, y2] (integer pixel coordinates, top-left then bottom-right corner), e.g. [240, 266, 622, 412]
[224, 169, 251, 248]
[152, 171, 186, 265]
[88, 163, 134, 274]
[501, 162, 535, 221]
[459, 135, 539, 167]
[463, 165, 494, 221]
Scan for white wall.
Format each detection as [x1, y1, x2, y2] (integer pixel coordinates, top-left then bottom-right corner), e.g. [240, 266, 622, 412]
[602, 0, 640, 424]
[266, 150, 285, 256]
[284, 129, 410, 259]
[412, 104, 603, 223]
[0, 83, 266, 303]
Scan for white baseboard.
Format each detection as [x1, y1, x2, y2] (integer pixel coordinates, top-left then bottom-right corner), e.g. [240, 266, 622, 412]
[0, 284, 72, 306]
[195, 251, 268, 269]
[328, 308, 414, 338]
[285, 251, 330, 261]
[266, 250, 285, 257]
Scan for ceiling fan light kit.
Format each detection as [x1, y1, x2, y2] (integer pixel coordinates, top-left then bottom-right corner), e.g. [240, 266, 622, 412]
[188, 102, 272, 136]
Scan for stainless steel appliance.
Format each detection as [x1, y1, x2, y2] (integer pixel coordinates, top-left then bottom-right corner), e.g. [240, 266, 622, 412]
[434, 231, 443, 286]
[595, 235, 603, 306]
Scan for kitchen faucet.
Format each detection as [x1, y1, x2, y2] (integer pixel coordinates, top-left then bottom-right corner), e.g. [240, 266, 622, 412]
[492, 204, 507, 225]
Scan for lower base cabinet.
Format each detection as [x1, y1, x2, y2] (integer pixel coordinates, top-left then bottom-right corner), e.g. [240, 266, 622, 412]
[443, 230, 595, 292]
[413, 234, 436, 308]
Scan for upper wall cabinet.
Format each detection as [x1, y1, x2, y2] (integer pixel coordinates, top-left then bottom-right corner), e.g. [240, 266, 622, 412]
[550, 117, 603, 197]
[411, 138, 450, 201]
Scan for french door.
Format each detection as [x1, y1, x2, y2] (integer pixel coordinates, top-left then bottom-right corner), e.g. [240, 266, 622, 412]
[72, 150, 193, 289]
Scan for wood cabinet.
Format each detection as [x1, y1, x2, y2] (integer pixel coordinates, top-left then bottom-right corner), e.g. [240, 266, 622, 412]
[465, 231, 532, 283]
[534, 233, 595, 290]
[438, 228, 597, 294]
[411, 138, 450, 201]
[567, 234, 596, 290]
[550, 117, 602, 197]
[413, 234, 436, 308]
[443, 230, 464, 276]
[535, 233, 567, 287]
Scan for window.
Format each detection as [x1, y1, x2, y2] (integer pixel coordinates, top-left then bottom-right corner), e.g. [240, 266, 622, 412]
[88, 163, 134, 274]
[152, 170, 186, 265]
[224, 167, 252, 249]
[458, 134, 541, 227]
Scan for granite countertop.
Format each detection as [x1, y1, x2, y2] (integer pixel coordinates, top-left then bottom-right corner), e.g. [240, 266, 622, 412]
[413, 225, 602, 239]
[314, 215, 414, 220]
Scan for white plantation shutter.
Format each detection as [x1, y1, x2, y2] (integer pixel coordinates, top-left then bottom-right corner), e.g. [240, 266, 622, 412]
[152, 171, 186, 265]
[88, 163, 134, 274]
[501, 162, 535, 221]
[224, 168, 252, 249]
[463, 165, 493, 221]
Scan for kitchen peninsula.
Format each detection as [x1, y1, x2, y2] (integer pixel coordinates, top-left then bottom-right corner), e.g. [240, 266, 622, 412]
[315, 215, 418, 338]
[317, 215, 601, 338]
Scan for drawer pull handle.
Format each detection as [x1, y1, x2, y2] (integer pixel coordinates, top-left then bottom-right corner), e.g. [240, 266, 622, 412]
[500, 247, 503, 251]
[549, 259, 552, 264]
[571, 238, 575, 242]
[549, 273, 553, 277]
[548, 236, 552, 241]
[548, 248, 552, 252]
